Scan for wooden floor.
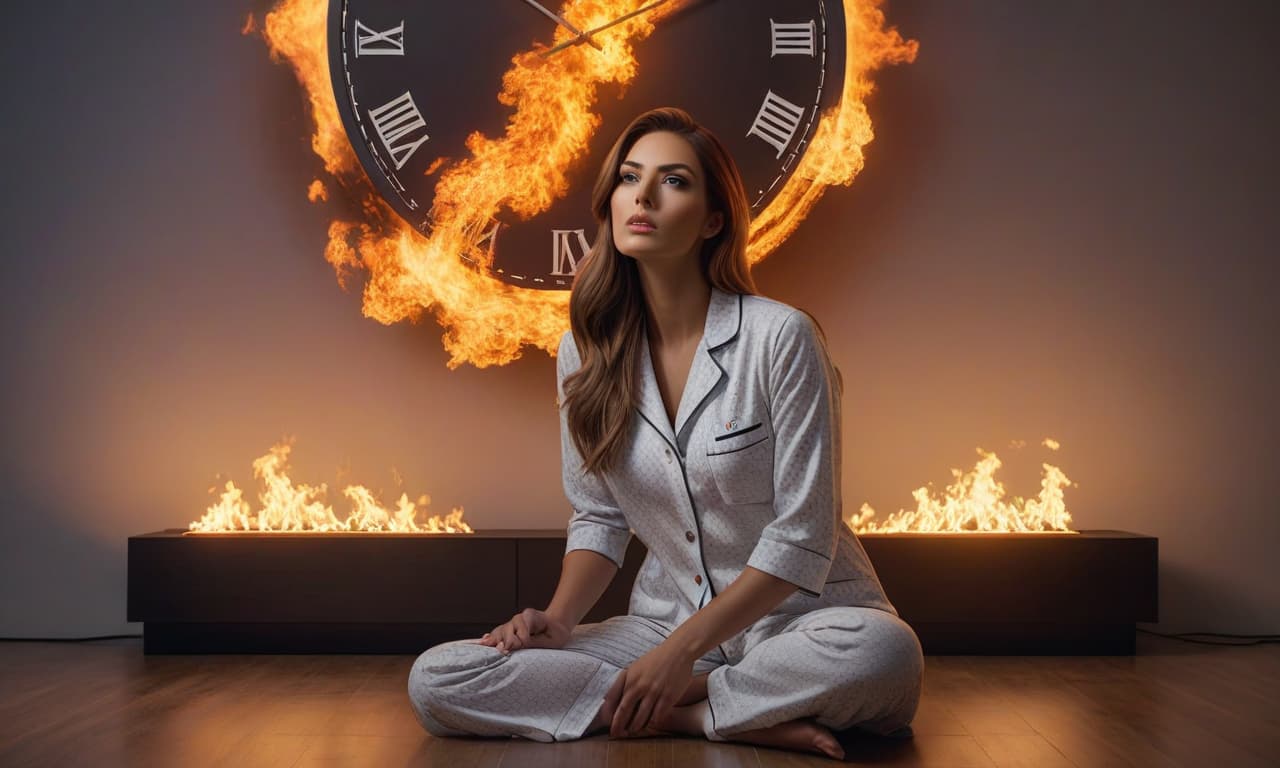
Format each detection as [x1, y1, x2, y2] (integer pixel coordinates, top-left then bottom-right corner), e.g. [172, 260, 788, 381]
[1, 634, 1277, 767]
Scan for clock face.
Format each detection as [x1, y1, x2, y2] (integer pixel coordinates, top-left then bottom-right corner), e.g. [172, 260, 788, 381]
[328, 1, 845, 290]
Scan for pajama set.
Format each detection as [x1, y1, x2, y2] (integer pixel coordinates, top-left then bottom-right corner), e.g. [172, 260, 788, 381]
[408, 288, 923, 742]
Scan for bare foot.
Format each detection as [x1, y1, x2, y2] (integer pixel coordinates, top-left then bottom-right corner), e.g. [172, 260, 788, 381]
[590, 673, 711, 737]
[650, 705, 843, 759]
[728, 719, 844, 760]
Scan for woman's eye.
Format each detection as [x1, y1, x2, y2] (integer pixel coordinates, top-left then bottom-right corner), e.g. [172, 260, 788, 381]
[620, 172, 639, 183]
[664, 175, 687, 187]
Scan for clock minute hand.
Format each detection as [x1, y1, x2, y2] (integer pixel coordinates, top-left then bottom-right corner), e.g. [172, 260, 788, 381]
[520, 0, 604, 51]
[541, 0, 673, 57]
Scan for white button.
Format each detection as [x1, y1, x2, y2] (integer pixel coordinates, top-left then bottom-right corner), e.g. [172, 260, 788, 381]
[664, 448, 673, 464]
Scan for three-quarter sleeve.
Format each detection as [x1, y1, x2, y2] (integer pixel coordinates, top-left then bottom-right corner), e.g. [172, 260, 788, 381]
[745, 311, 841, 596]
[558, 332, 631, 567]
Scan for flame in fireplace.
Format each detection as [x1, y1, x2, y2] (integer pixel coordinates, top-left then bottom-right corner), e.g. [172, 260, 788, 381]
[188, 441, 472, 533]
[258, 0, 917, 367]
[850, 439, 1076, 533]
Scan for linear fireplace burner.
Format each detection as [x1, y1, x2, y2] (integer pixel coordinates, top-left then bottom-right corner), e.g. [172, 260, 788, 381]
[127, 530, 1156, 654]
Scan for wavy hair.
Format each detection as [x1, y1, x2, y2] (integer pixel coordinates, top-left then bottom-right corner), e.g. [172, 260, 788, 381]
[563, 107, 756, 475]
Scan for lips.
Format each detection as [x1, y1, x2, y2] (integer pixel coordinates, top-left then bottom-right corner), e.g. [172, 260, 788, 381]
[625, 213, 656, 233]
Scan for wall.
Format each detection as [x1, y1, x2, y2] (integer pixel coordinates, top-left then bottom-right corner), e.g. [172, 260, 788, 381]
[1, 0, 1276, 637]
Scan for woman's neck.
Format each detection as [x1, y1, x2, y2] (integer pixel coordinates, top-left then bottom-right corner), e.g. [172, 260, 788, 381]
[637, 259, 712, 348]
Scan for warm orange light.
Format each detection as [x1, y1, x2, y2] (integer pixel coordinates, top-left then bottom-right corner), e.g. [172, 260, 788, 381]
[258, 0, 917, 368]
[850, 439, 1077, 534]
[306, 178, 327, 202]
[188, 441, 472, 533]
[748, 1, 918, 260]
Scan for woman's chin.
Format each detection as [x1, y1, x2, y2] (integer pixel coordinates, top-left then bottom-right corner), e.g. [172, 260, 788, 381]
[618, 239, 695, 266]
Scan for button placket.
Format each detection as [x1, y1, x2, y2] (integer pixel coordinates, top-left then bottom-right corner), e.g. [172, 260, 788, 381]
[659, 425, 713, 611]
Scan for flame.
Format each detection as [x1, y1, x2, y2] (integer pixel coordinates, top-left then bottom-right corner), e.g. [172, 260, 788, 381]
[850, 440, 1077, 534]
[747, 1, 918, 260]
[258, 1, 916, 368]
[188, 441, 472, 533]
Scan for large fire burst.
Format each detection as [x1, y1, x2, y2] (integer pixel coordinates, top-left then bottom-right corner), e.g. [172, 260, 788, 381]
[252, 0, 918, 368]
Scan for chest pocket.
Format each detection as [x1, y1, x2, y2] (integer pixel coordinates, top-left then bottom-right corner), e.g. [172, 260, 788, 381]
[706, 421, 774, 506]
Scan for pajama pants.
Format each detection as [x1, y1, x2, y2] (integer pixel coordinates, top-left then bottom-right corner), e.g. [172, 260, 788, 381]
[406, 606, 923, 743]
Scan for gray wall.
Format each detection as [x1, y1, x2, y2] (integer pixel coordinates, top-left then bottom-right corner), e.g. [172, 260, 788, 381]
[2, 1, 1276, 637]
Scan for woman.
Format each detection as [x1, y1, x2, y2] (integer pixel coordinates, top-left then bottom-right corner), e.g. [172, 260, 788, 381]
[408, 108, 922, 760]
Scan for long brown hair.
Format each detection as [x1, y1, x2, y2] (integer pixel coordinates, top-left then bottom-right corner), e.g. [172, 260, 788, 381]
[563, 107, 756, 475]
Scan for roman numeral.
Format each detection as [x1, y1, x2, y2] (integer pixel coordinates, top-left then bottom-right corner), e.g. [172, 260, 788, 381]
[551, 229, 591, 276]
[746, 91, 805, 158]
[354, 20, 405, 57]
[368, 92, 429, 170]
[770, 19, 816, 57]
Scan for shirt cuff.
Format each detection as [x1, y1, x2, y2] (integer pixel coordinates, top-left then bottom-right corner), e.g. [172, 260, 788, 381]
[746, 536, 832, 596]
[565, 518, 631, 568]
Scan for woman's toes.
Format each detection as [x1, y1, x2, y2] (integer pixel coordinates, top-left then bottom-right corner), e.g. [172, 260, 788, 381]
[812, 728, 844, 760]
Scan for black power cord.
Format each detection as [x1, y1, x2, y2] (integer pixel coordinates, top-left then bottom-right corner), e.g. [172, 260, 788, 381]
[1137, 628, 1280, 646]
[0, 634, 142, 642]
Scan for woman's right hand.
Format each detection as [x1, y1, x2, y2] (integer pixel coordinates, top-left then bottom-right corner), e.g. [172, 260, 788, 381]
[479, 608, 572, 654]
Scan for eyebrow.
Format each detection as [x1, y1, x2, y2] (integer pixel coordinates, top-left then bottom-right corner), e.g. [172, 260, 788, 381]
[620, 160, 698, 177]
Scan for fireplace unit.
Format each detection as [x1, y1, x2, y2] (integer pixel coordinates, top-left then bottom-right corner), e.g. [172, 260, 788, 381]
[127, 529, 1156, 654]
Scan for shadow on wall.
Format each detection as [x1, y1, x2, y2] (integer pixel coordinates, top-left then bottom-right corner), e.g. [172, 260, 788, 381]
[1148, 560, 1270, 638]
[753, 61, 942, 301]
[0, 485, 133, 638]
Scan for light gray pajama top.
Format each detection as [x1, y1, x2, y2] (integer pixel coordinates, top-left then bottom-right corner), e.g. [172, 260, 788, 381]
[560, 287, 897, 638]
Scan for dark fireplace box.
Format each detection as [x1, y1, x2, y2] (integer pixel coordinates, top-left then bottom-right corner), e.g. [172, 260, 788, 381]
[127, 530, 1156, 655]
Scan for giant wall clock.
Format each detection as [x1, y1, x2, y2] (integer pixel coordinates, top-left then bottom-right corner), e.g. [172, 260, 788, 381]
[327, 1, 845, 290]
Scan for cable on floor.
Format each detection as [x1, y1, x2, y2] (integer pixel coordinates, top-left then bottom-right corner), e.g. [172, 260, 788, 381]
[0, 634, 143, 642]
[1137, 628, 1280, 646]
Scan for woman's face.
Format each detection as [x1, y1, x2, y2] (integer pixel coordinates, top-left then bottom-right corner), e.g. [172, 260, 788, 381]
[610, 131, 723, 266]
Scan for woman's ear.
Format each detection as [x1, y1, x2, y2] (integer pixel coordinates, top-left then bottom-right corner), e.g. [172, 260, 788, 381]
[702, 211, 724, 239]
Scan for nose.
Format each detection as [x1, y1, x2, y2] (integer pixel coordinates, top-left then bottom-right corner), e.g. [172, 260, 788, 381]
[635, 175, 656, 208]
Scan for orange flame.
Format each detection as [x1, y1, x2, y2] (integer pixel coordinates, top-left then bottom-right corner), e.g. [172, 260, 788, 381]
[188, 441, 472, 533]
[748, 2, 917, 259]
[850, 439, 1077, 534]
[258, 0, 916, 367]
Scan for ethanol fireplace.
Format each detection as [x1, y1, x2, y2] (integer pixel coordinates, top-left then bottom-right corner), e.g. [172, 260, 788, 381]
[128, 529, 1156, 655]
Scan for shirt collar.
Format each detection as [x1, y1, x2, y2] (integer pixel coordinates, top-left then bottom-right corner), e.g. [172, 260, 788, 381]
[703, 286, 743, 350]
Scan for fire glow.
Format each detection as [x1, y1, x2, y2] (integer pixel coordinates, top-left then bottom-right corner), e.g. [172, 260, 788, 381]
[188, 441, 472, 534]
[254, 0, 918, 368]
[850, 439, 1077, 534]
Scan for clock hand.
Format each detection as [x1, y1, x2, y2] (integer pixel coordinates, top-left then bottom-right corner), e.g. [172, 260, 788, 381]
[520, 0, 604, 51]
[541, 0, 673, 57]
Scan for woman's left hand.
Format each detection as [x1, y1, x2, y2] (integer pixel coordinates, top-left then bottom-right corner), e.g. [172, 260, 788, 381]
[609, 640, 695, 738]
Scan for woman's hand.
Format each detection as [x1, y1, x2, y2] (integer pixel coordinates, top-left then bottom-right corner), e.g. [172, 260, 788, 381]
[609, 640, 695, 737]
[479, 608, 572, 654]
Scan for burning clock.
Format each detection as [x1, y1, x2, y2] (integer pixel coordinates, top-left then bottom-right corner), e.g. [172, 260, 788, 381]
[327, 0, 845, 289]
